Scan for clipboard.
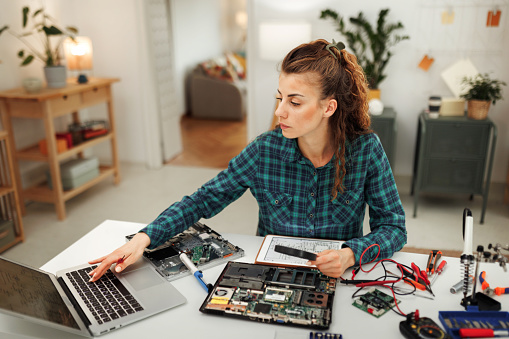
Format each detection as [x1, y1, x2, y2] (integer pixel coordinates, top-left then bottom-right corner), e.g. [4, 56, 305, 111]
[255, 234, 344, 268]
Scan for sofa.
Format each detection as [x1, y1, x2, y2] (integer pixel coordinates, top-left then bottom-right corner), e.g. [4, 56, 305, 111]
[189, 53, 246, 121]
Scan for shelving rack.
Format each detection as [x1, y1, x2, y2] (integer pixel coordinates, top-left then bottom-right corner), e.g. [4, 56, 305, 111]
[0, 78, 120, 220]
[0, 130, 24, 252]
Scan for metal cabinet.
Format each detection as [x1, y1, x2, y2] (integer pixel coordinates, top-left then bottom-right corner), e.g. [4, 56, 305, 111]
[370, 107, 397, 170]
[411, 112, 497, 223]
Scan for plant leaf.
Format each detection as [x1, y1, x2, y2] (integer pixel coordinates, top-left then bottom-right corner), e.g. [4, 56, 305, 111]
[43, 25, 63, 35]
[66, 26, 78, 34]
[18, 50, 24, 57]
[22, 7, 29, 28]
[0, 25, 9, 35]
[21, 55, 34, 66]
[33, 8, 43, 17]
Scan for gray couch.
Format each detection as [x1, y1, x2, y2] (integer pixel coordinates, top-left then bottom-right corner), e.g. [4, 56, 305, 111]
[189, 66, 246, 121]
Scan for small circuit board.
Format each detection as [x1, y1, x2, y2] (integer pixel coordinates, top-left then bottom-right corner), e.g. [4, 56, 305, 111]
[126, 222, 244, 281]
[200, 262, 337, 329]
[352, 288, 400, 318]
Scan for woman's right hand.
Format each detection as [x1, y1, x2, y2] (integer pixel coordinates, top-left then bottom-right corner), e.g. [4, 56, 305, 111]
[87, 232, 151, 282]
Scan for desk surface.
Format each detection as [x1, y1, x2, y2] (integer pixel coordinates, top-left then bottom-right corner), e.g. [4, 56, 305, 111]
[1, 220, 508, 338]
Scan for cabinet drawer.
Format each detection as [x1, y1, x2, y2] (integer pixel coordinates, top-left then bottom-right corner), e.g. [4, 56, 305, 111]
[82, 86, 109, 105]
[422, 158, 484, 193]
[48, 93, 81, 116]
[426, 123, 490, 158]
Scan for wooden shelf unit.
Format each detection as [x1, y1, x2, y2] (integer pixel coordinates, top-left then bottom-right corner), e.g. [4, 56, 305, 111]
[0, 78, 120, 220]
[0, 130, 24, 253]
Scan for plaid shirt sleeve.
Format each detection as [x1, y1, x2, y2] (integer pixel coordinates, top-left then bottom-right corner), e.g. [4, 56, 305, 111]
[140, 140, 259, 249]
[342, 134, 407, 265]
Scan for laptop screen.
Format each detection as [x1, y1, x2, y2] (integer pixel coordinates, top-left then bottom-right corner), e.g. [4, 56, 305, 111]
[0, 258, 80, 330]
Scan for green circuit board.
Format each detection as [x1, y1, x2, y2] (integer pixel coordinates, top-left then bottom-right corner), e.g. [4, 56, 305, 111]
[200, 262, 337, 329]
[126, 222, 244, 281]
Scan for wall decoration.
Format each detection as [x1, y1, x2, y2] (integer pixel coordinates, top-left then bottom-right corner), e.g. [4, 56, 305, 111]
[486, 10, 501, 27]
[418, 54, 435, 71]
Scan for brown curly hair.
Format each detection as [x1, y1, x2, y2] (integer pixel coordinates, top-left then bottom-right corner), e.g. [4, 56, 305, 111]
[280, 39, 371, 200]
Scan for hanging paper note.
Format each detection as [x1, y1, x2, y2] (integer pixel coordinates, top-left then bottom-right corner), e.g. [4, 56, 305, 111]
[442, 11, 455, 24]
[418, 55, 434, 71]
[487, 10, 501, 27]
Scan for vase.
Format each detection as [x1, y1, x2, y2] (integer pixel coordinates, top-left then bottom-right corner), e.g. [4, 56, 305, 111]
[44, 65, 67, 88]
[22, 77, 43, 93]
[368, 89, 381, 101]
[467, 100, 490, 120]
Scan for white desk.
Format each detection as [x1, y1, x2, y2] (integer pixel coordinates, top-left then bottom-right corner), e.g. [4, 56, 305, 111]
[1, 220, 508, 338]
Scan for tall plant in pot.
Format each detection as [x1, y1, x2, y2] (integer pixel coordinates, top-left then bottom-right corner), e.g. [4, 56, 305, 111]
[0, 6, 78, 88]
[320, 8, 409, 99]
[460, 73, 506, 120]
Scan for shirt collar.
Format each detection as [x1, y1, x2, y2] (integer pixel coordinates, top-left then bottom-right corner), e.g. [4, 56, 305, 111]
[277, 129, 335, 169]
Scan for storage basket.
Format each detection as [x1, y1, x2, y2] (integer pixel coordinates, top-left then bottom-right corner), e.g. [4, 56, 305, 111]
[467, 100, 490, 120]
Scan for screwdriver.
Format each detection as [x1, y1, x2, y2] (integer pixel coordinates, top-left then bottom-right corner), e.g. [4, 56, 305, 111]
[430, 260, 447, 286]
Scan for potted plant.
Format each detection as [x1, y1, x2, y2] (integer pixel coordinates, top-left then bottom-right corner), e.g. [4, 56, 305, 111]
[0, 6, 78, 88]
[460, 73, 506, 120]
[320, 8, 409, 99]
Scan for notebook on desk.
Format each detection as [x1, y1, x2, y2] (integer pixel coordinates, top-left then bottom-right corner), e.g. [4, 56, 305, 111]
[0, 256, 186, 337]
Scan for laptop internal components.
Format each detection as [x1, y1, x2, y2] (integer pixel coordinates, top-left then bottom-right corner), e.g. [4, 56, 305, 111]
[352, 288, 400, 318]
[199, 262, 337, 329]
[126, 222, 244, 281]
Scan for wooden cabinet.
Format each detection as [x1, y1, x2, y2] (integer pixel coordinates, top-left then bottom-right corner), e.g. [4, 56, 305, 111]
[0, 78, 120, 220]
[0, 130, 24, 252]
[411, 112, 497, 223]
[370, 107, 397, 170]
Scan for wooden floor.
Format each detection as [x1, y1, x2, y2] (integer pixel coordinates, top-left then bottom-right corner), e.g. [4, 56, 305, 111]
[166, 114, 248, 168]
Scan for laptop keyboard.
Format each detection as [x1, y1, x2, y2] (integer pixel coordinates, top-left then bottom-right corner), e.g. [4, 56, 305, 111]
[66, 266, 144, 324]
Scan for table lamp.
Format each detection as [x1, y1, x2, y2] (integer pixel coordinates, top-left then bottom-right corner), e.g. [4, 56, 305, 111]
[64, 36, 93, 84]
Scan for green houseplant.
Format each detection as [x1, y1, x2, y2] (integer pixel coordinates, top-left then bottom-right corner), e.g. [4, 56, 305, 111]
[460, 73, 506, 120]
[320, 8, 409, 95]
[0, 6, 78, 88]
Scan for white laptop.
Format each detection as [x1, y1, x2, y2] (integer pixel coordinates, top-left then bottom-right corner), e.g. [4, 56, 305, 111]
[0, 256, 186, 337]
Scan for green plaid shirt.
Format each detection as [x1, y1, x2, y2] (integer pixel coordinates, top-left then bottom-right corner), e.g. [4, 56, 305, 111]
[141, 129, 406, 264]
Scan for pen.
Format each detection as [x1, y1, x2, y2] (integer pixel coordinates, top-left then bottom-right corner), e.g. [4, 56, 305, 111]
[179, 252, 210, 293]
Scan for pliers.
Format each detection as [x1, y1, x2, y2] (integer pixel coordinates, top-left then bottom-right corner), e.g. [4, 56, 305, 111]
[399, 263, 435, 296]
[479, 271, 509, 296]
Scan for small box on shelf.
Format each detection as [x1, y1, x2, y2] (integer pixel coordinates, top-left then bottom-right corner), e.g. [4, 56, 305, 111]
[47, 157, 100, 191]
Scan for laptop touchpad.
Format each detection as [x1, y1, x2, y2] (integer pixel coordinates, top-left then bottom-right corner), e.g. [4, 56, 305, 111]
[122, 267, 162, 291]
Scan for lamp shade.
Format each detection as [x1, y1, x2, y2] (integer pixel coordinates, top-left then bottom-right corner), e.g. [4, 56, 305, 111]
[64, 36, 93, 70]
[258, 22, 311, 61]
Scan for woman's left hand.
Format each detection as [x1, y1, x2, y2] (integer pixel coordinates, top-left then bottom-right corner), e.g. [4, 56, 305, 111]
[309, 248, 356, 278]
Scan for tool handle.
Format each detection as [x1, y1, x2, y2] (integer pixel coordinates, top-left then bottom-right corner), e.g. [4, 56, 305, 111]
[426, 251, 434, 273]
[459, 328, 509, 338]
[436, 259, 446, 274]
[459, 328, 493, 338]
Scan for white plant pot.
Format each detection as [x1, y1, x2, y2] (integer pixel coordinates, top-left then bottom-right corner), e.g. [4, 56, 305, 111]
[44, 66, 67, 88]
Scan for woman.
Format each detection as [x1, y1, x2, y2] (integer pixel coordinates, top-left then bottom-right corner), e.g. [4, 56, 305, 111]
[89, 39, 406, 281]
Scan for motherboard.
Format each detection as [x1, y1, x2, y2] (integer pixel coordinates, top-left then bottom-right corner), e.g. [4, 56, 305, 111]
[200, 262, 337, 329]
[126, 222, 244, 281]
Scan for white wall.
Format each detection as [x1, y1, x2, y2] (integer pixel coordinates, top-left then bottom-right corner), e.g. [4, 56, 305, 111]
[172, 0, 224, 114]
[247, 0, 509, 182]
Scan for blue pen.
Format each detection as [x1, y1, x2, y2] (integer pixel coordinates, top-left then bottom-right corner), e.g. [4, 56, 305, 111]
[179, 252, 210, 292]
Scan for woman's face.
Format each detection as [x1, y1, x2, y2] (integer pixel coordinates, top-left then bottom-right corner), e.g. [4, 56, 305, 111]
[275, 72, 335, 140]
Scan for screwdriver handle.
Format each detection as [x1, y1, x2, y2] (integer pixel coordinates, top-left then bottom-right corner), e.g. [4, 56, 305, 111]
[436, 260, 447, 274]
